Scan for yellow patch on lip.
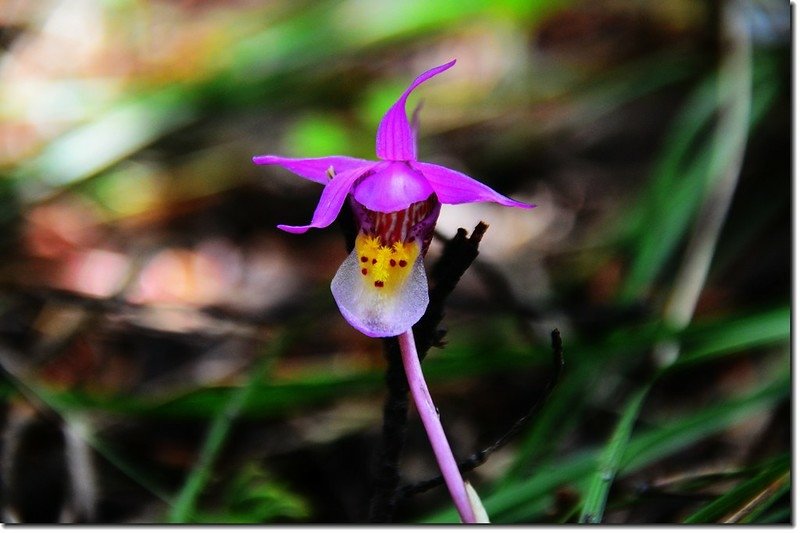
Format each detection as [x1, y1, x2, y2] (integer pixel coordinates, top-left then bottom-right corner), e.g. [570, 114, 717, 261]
[355, 232, 419, 294]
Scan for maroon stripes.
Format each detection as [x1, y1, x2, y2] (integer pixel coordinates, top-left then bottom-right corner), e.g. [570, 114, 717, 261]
[369, 196, 436, 246]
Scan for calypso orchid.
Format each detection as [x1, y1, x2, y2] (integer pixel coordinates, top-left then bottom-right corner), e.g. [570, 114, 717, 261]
[254, 59, 531, 524]
[253, 59, 532, 338]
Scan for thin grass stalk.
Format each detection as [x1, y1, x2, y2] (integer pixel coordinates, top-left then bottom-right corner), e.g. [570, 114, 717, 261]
[654, 0, 753, 366]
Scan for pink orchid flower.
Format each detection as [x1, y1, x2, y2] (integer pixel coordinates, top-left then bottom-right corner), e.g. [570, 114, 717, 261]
[253, 59, 533, 338]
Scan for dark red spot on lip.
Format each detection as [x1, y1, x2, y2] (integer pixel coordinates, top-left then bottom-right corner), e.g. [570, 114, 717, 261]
[360, 256, 368, 263]
[374, 280, 384, 288]
[398, 260, 407, 268]
[361, 268, 368, 276]
[389, 259, 396, 267]
[372, 259, 377, 265]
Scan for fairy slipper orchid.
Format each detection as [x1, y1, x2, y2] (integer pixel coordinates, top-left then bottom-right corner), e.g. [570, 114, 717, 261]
[253, 59, 532, 337]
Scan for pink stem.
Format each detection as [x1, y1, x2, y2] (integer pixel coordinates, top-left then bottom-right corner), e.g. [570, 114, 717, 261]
[398, 330, 476, 523]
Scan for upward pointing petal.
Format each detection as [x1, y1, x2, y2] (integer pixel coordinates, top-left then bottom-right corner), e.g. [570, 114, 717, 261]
[410, 100, 424, 157]
[412, 161, 534, 208]
[277, 165, 370, 234]
[376, 60, 456, 162]
[253, 155, 372, 185]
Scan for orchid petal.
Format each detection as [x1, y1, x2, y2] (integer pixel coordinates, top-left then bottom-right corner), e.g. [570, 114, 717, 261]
[410, 100, 423, 156]
[352, 161, 434, 213]
[277, 166, 370, 233]
[331, 251, 429, 337]
[412, 161, 534, 208]
[253, 155, 372, 185]
[376, 59, 456, 161]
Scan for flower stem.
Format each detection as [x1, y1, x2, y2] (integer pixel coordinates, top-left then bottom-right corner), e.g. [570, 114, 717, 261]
[398, 329, 476, 523]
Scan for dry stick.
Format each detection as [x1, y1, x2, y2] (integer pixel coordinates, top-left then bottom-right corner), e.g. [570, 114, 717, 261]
[62, 417, 98, 522]
[368, 337, 411, 522]
[432, 228, 542, 346]
[398, 328, 564, 500]
[367, 223, 488, 522]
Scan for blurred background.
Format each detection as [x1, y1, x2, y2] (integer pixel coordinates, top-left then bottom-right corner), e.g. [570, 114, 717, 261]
[0, 0, 790, 524]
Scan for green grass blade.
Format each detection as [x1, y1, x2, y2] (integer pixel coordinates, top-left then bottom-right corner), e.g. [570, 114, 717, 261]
[167, 332, 290, 523]
[503, 306, 788, 484]
[578, 385, 650, 523]
[738, 472, 790, 524]
[683, 455, 789, 524]
[33, 306, 787, 423]
[752, 506, 791, 524]
[672, 306, 789, 370]
[423, 369, 788, 523]
[617, 56, 778, 304]
[618, 373, 788, 475]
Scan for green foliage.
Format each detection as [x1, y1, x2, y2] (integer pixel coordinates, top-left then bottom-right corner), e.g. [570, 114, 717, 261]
[285, 115, 355, 158]
[579, 386, 649, 524]
[425, 370, 789, 523]
[193, 464, 310, 523]
[683, 455, 789, 524]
